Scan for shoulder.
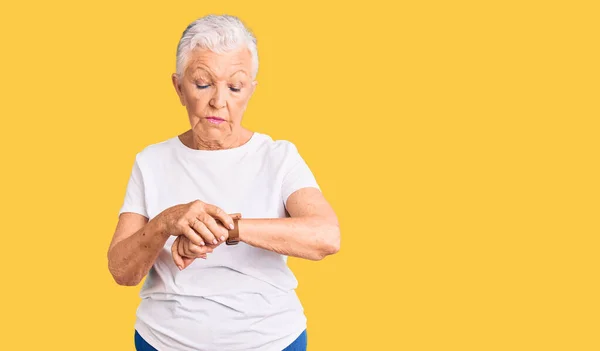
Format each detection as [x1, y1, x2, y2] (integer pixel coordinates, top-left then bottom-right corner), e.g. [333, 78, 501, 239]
[253, 132, 300, 157]
[132, 136, 178, 166]
[253, 133, 311, 178]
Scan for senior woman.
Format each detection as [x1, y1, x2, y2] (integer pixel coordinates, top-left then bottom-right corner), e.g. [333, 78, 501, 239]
[107, 14, 340, 351]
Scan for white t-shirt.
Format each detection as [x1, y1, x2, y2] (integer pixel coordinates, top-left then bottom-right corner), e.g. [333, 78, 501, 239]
[118, 131, 320, 351]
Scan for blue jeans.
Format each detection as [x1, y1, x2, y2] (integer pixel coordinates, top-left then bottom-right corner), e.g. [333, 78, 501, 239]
[135, 329, 307, 351]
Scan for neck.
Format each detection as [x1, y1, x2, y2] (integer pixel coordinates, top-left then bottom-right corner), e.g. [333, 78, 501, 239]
[181, 129, 252, 151]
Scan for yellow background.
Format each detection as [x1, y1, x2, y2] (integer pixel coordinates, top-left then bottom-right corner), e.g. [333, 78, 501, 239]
[0, 0, 598, 350]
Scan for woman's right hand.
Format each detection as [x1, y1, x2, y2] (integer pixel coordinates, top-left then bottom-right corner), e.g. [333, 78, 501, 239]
[171, 235, 213, 270]
[158, 199, 235, 246]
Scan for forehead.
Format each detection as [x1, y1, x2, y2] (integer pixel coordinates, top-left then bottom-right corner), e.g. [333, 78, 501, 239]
[185, 47, 252, 78]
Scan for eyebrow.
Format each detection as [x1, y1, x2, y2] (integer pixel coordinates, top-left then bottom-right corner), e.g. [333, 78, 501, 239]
[192, 67, 212, 76]
[191, 67, 249, 78]
[229, 69, 249, 77]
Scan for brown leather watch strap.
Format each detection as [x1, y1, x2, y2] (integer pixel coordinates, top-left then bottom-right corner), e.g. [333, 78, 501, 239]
[226, 213, 242, 245]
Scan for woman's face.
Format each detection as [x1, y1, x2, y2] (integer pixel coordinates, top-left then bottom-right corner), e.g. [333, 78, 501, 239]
[172, 47, 256, 142]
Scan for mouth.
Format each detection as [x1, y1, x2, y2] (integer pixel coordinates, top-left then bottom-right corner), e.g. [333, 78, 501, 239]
[205, 116, 225, 125]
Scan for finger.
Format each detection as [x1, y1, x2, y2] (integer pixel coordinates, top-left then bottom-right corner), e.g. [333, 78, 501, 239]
[178, 236, 189, 257]
[202, 245, 215, 254]
[171, 237, 184, 270]
[183, 224, 204, 246]
[183, 237, 202, 257]
[202, 214, 229, 243]
[187, 240, 212, 255]
[172, 237, 182, 267]
[183, 254, 208, 263]
[204, 205, 235, 231]
[180, 234, 213, 256]
[192, 214, 219, 245]
[179, 235, 190, 256]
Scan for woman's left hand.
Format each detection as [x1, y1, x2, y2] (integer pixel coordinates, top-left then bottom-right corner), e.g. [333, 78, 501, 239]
[171, 212, 239, 270]
[171, 235, 217, 270]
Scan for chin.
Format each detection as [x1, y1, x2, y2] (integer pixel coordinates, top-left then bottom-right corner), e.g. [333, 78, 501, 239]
[205, 127, 228, 138]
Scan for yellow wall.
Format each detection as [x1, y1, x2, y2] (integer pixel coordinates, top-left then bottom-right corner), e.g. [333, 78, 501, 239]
[0, 1, 598, 350]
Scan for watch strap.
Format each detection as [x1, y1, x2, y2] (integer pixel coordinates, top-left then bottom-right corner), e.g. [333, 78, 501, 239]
[226, 213, 242, 245]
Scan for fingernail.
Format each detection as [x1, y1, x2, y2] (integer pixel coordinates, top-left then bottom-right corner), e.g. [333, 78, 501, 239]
[200, 241, 205, 246]
[220, 235, 225, 241]
[213, 239, 218, 245]
[229, 224, 235, 230]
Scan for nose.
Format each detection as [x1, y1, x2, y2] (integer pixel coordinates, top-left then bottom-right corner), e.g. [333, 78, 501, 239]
[209, 85, 226, 109]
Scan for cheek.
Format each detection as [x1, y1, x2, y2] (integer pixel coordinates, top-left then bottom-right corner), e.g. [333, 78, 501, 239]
[233, 93, 252, 110]
[228, 100, 246, 118]
[185, 91, 208, 113]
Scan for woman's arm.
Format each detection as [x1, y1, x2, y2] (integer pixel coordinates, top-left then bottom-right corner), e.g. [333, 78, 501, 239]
[107, 213, 169, 286]
[108, 201, 233, 285]
[238, 188, 341, 261]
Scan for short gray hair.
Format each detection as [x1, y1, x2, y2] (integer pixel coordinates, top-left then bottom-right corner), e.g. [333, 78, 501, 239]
[176, 14, 259, 80]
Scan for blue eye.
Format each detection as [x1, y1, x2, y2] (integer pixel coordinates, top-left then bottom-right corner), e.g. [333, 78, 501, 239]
[196, 84, 210, 89]
[230, 87, 241, 92]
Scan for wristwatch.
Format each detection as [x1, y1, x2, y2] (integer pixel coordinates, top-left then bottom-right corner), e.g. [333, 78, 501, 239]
[226, 213, 242, 245]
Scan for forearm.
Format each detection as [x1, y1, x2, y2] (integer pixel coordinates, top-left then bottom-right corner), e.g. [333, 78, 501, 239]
[108, 217, 169, 286]
[238, 217, 340, 261]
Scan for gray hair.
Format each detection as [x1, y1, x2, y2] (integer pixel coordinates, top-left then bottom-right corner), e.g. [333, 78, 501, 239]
[176, 14, 259, 80]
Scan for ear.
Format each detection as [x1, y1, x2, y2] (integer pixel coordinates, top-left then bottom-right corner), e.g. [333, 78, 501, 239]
[172, 73, 185, 106]
[250, 80, 258, 96]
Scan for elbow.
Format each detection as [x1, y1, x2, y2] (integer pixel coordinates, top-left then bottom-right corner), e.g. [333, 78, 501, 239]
[108, 260, 141, 287]
[111, 271, 142, 286]
[113, 275, 141, 287]
[325, 230, 341, 256]
[326, 221, 341, 254]
[312, 224, 341, 260]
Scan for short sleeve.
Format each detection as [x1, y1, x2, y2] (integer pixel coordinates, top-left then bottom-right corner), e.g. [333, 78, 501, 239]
[118, 154, 148, 218]
[281, 143, 321, 206]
